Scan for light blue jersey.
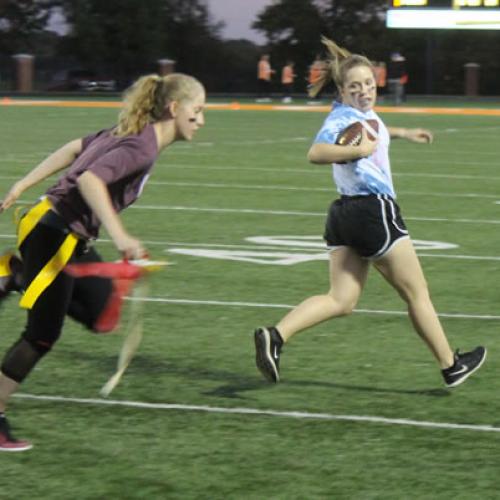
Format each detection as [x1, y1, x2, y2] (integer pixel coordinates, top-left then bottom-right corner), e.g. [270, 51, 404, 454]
[313, 102, 395, 198]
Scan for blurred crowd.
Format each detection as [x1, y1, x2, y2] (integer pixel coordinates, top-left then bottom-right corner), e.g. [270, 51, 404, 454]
[255, 51, 408, 105]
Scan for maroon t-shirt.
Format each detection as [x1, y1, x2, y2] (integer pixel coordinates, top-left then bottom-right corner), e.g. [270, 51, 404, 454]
[46, 124, 159, 239]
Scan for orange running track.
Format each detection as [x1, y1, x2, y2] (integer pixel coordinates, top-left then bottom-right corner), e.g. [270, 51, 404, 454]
[1, 98, 500, 116]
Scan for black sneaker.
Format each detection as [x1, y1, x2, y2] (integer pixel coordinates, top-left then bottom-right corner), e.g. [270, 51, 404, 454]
[0, 416, 32, 452]
[0, 252, 23, 301]
[254, 327, 283, 383]
[441, 347, 487, 388]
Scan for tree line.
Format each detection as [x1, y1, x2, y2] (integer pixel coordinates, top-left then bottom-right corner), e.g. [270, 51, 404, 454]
[0, 0, 499, 95]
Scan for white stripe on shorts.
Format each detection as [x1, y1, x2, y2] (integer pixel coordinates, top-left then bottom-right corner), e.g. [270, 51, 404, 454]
[383, 194, 408, 235]
[373, 195, 391, 258]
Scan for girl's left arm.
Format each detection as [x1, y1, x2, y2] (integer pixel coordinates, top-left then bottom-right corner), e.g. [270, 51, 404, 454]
[388, 127, 433, 144]
[0, 139, 83, 212]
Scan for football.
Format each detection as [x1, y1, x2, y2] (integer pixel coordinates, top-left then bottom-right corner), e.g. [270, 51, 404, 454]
[336, 119, 379, 146]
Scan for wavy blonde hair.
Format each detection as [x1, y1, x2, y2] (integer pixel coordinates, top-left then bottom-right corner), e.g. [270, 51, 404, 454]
[114, 73, 204, 136]
[308, 36, 374, 98]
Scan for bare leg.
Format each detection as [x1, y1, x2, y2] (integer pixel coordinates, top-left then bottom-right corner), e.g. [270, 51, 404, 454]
[277, 247, 370, 341]
[374, 239, 454, 369]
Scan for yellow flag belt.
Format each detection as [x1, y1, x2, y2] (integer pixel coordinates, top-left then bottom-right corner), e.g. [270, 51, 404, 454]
[17, 197, 78, 309]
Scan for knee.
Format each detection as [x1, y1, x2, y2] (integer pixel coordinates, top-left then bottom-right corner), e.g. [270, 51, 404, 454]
[339, 302, 356, 316]
[397, 279, 430, 305]
[1, 337, 51, 383]
[327, 291, 357, 316]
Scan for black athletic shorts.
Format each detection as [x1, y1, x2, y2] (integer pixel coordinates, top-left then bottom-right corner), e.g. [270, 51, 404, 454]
[324, 194, 409, 259]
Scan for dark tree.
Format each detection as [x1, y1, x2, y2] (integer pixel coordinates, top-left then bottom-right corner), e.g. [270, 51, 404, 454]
[252, 0, 327, 89]
[58, 0, 224, 87]
[252, 0, 394, 93]
[0, 0, 55, 53]
[318, 0, 389, 57]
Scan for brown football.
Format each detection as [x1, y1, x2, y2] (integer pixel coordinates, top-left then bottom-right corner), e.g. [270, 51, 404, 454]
[335, 119, 379, 146]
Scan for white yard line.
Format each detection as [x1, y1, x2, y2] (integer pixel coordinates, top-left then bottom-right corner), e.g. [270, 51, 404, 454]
[127, 296, 500, 321]
[13, 393, 500, 434]
[1, 164, 500, 180]
[1, 233, 500, 262]
[0, 175, 498, 200]
[160, 163, 500, 179]
[132, 204, 325, 216]
[140, 180, 500, 200]
[126, 204, 500, 225]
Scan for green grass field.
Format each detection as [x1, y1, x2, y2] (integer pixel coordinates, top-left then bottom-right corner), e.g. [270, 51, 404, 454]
[1, 101, 500, 499]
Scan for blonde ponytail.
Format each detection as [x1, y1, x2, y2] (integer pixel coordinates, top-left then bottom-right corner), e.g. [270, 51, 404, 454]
[308, 36, 373, 98]
[115, 73, 204, 137]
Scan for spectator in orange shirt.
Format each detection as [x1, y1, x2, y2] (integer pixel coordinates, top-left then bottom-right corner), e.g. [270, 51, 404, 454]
[307, 56, 326, 104]
[281, 60, 296, 103]
[256, 54, 275, 102]
[373, 61, 387, 100]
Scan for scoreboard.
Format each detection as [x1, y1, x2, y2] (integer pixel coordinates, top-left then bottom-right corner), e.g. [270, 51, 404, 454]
[387, 0, 500, 29]
[391, 1, 499, 5]
[390, 1, 499, 5]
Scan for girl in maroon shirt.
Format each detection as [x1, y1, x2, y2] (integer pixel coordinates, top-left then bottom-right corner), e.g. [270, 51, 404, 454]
[0, 73, 206, 451]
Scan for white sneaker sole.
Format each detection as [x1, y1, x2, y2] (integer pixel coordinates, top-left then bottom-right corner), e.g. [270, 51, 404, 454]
[0, 443, 33, 452]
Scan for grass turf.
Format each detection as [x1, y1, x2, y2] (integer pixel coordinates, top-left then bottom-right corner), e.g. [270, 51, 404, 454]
[0, 101, 499, 499]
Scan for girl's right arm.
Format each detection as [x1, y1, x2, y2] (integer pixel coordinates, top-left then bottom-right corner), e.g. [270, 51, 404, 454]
[0, 139, 83, 212]
[307, 128, 377, 164]
[77, 170, 147, 260]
